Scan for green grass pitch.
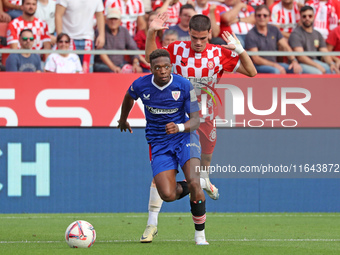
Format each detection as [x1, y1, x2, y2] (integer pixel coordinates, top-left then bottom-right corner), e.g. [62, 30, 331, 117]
[1, 213, 340, 255]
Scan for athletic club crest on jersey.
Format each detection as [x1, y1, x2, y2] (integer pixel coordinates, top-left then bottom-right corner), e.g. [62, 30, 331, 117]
[172, 91, 181, 100]
[207, 61, 215, 70]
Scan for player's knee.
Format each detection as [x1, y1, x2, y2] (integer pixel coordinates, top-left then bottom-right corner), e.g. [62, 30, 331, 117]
[187, 180, 201, 193]
[159, 191, 176, 202]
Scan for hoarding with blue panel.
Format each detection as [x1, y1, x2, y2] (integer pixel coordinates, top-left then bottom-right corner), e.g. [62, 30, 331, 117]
[1, 128, 340, 213]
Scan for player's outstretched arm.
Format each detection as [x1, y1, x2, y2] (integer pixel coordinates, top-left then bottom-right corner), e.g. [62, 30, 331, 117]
[165, 111, 200, 134]
[221, 31, 257, 77]
[117, 91, 135, 133]
[145, 12, 169, 63]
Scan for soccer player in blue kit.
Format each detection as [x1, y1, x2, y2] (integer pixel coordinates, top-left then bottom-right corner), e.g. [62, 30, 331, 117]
[118, 49, 209, 245]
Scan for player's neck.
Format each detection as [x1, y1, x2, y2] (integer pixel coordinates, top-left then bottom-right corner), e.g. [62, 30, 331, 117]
[22, 14, 35, 22]
[256, 24, 268, 36]
[110, 27, 119, 35]
[178, 23, 189, 31]
[302, 25, 313, 33]
[197, 3, 207, 9]
[21, 52, 31, 58]
[39, 0, 49, 5]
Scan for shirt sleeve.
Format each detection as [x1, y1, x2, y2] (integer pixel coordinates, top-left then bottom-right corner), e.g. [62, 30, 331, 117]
[96, 0, 104, 12]
[288, 30, 302, 48]
[41, 21, 51, 43]
[275, 26, 283, 41]
[326, 28, 337, 46]
[5, 54, 18, 71]
[185, 81, 199, 114]
[221, 47, 240, 72]
[56, 0, 68, 7]
[128, 81, 139, 100]
[318, 33, 327, 48]
[6, 21, 18, 45]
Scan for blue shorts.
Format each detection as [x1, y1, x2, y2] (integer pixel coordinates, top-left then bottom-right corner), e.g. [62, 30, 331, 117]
[149, 132, 201, 177]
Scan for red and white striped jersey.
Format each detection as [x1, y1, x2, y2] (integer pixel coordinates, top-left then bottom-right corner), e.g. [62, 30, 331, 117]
[240, 0, 280, 6]
[152, 0, 182, 27]
[6, 16, 51, 49]
[8, 0, 21, 5]
[243, 0, 263, 6]
[220, 5, 254, 35]
[195, 3, 225, 25]
[164, 41, 240, 121]
[105, 0, 145, 37]
[269, 1, 300, 33]
[306, 0, 339, 39]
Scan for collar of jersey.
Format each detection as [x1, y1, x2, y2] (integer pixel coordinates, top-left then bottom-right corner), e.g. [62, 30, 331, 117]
[151, 74, 173, 91]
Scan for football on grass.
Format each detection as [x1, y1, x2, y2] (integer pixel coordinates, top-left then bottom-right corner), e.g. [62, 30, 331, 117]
[65, 220, 96, 248]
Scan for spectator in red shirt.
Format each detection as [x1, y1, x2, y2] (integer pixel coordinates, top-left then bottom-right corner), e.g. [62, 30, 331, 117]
[6, 0, 51, 53]
[269, 0, 300, 40]
[220, 0, 255, 47]
[134, 11, 162, 72]
[153, 0, 181, 27]
[306, 0, 340, 40]
[105, 0, 146, 37]
[326, 25, 340, 71]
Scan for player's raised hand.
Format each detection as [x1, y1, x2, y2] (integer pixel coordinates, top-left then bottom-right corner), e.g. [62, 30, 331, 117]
[221, 31, 245, 54]
[117, 120, 133, 133]
[149, 12, 169, 32]
[165, 122, 179, 134]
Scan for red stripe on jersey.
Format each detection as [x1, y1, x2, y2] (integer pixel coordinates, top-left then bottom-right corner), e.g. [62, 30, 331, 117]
[149, 144, 152, 161]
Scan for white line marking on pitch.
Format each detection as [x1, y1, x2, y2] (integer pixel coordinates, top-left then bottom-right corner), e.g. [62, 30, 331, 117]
[1, 239, 340, 244]
[1, 214, 340, 220]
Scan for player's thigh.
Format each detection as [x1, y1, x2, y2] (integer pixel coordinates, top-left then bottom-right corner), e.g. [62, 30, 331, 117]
[153, 169, 178, 201]
[178, 132, 201, 183]
[181, 157, 201, 183]
[201, 153, 213, 167]
[197, 121, 216, 155]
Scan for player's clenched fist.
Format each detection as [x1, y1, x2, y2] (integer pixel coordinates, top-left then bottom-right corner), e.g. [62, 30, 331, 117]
[165, 122, 179, 134]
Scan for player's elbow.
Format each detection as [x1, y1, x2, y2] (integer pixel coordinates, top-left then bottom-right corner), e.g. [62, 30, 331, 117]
[249, 69, 257, 77]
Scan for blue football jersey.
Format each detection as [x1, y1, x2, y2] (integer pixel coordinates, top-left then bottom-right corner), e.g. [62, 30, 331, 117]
[128, 74, 199, 143]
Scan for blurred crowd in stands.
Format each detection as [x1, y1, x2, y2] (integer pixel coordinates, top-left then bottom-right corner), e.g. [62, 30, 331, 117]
[0, 0, 339, 74]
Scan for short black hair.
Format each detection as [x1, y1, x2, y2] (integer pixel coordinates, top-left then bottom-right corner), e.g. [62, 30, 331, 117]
[149, 49, 170, 65]
[57, 33, 70, 43]
[22, 0, 37, 4]
[180, 4, 195, 15]
[189, 14, 211, 32]
[255, 4, 271, 15]
[19, 28, 33, 38]
[300, 5, 314, 14]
